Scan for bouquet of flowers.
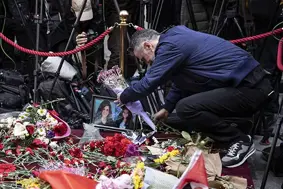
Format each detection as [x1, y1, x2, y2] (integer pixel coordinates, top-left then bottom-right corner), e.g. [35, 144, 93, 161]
[97, 66, 156, 131]
[0, 104, 71, 147]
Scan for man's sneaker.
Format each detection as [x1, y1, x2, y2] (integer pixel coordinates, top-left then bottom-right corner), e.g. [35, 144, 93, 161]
[221, 135, 256, 168]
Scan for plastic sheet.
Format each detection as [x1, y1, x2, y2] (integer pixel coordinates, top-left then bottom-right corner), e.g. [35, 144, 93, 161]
[79, 123, 104, 144]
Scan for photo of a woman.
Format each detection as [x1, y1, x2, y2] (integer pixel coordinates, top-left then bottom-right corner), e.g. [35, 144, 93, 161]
[115, 107, 134, 130]
[94, 100, 114, 126]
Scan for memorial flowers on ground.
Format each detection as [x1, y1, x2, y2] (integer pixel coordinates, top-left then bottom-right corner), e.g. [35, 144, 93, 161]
[0, 102, 248, 189]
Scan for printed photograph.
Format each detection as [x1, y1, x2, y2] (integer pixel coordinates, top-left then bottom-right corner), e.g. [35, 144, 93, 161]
[90, 95, 136, 130]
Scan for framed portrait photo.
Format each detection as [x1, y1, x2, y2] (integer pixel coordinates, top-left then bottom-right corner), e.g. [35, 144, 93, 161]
[90, 95, 137, 130]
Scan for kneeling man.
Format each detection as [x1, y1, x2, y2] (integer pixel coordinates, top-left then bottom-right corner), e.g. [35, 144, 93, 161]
[118, 26, 273, 168]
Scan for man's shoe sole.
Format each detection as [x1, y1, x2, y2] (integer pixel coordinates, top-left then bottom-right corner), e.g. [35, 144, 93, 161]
[224, 146, 256, 168]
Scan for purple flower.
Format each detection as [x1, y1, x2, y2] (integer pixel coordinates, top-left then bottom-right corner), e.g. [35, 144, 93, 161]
[125, 144, 140, 157]
[46, 130, 55, 138]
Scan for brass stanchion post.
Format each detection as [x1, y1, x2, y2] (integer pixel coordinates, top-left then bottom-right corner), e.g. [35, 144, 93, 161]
[119, 10, 129, 75]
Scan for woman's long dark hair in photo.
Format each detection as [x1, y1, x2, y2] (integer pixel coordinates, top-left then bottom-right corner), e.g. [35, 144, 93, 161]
[115, 107, 134, 130]
[94, 100, 114, 126]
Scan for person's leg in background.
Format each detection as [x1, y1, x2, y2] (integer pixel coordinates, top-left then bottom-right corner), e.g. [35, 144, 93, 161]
[175, 78, 272, 168]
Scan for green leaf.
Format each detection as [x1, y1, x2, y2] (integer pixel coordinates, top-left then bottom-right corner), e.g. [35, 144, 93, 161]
[181, 131, 192, 142]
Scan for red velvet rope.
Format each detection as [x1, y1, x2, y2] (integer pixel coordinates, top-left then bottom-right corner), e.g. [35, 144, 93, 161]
[0, 28, 112, 57]
[0, 25, 282, 57]
[134, 25, 283, 44]
[277, 37, 283, 71]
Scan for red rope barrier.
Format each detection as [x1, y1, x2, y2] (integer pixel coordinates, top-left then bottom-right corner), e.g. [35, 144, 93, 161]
[277, 37, 283, 71]
[0, 25, 282, 56]
[133, 25, 283, 44]
[0, 28, 112, 57]
[230, 28, 283, 44]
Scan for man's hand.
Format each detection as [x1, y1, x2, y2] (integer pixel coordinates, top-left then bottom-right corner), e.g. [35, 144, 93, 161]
[153, 108, 169, 122]
[76, 32, 87, 46]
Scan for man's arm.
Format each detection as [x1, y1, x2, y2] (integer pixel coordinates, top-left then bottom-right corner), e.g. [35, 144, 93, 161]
[120, 43, 185, 104]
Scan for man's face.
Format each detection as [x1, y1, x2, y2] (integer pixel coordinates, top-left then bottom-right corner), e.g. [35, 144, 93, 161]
[134, 41, 155, 65]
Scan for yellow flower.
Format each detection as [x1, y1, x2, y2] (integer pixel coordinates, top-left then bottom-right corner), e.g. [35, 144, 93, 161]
[133, 175, 141, 189]
[136, 162, 144, 170]
[132, 162, 145, 189]
[17, 178, 41, 189]
[28, 183, 40, 189]
[154, 150, 180, 164]
[169, 149, 180, 157]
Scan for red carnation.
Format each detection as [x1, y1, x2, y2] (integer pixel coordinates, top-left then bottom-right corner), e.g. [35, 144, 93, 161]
[25, 147, 34, 156]
[53, 123, 68, 136]
[58, 154, 64, 161]
[0, 143, 4, 151]
[26, 125, 35, 135]
[89, 141, 96, 151]
[167, 146, 175, 152]
[32, 170, 40, 177]
[5, 150, 12, 155]
[0, 163, 16, 176]
[50, 151, 56, 157]
[69, 148, 83, 158]
[64, 159, 71, 166]
[98, 161, 107, 169]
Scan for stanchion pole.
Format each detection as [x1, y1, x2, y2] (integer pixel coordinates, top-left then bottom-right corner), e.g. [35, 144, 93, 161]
[119, 10, 129, 76]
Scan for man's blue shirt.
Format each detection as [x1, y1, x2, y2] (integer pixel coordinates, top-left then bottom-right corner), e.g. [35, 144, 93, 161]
[120, 26, 259, 112]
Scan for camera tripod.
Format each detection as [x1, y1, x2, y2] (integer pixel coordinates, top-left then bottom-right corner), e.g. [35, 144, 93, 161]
[208, 0, 256, 53]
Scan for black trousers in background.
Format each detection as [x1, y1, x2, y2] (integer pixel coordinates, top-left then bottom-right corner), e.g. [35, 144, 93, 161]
[175, 72, 272, 144]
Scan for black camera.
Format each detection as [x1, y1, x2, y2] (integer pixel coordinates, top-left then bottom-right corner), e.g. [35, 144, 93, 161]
[86, 29, 99, 42]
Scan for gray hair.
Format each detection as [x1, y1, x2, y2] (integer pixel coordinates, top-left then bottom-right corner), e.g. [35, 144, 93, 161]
[129, 29, 160, 53]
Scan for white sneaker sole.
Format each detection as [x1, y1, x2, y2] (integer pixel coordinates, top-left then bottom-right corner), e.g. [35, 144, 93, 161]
[224, 147, 256, 168]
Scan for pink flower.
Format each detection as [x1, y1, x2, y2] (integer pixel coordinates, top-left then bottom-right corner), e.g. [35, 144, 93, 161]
[32, 170, 40, 177]
[16, 146, 22, 156]
[0, 163, 16, 176]
[25, 147, 34, 155]
[0, 143, 4, 151]
[5, 150, 12, 155]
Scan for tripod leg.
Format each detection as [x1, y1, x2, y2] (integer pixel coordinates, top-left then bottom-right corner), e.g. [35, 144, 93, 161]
[233, 17, 245, 38]
[260, 97, 283, 188]
[152, 0, 164, 30]
[33, 0, 44, 103]
[216, 17, 228, 36]
[212, 0, 226, 35]
[208, 0, 219, 33]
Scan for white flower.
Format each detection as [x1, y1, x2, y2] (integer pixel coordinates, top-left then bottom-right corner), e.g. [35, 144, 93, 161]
[42, 138, 50, 144]
[13, 122, 28, 137]
[37, 108, 47, 116]
[23, 122, 30, 126]
[6, 117, 15, 128]
[37, 127, 46, 136]
[37, 136, 49, 144]
[49, 141, 59, 149]
[18, 112, 29, 121]
[45, 113, 58, 126]
[25, 105, 33, 112]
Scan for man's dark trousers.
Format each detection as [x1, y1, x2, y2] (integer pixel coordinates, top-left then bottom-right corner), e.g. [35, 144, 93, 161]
[175, 66, 273, 143]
